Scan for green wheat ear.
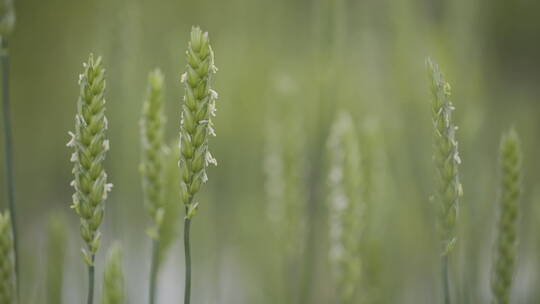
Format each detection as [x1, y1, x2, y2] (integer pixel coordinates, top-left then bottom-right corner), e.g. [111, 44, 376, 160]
[0, 211, 16, 304]
[427, 58, 462, 304]
[0, 0, 15, 37]
[426, 58, 463, 255]
[179, 26, 218, 219]
[68, 53, 112, 265]
[179, 26, 218, 304]
[140, 68, 166, 238]
[491, 129, 522, 304]
[102, 244, 126, 304]
[327, 111, 364, 303]
[47, 214, 68, 304]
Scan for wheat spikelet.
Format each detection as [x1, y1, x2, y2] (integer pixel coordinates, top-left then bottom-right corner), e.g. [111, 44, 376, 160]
[179, 26, 218, 219]
[426, 58, 463, 256]
[67, 54, 112, 265]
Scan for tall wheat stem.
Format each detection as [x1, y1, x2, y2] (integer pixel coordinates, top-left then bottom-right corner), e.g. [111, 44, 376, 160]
[178, 26, 218, 304]
[184, 216, 192, 304]
[149, 240, 159, 304]
[87, 255, 95, 304]
[0, 37, 18, 295]
[442, 255, 450, 304]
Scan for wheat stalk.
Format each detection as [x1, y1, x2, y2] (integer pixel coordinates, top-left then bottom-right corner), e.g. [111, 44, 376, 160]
[140, 69, 166, 304]
[46, 214, 67, 304]
[327, 111, 364, 303]
[263, 96, 307, 302]
[179, 26, 218, 304]
[426, 58, 463, 304]
[491, 129, 522, 304]
[67, 54, 112, 304]
[102, 244, 125, 304]
[0, 0, 17, 296]
[0, 211, 16, 304]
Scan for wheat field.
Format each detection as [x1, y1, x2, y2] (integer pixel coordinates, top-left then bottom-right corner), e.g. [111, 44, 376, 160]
[0, 0, 539, 303]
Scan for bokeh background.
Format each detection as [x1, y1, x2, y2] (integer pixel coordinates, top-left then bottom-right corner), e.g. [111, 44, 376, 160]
[1, 0, 540, 303]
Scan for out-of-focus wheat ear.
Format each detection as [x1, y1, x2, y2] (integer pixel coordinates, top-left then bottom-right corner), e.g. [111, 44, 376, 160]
[46, 214, 68, 304]
[326, 111, 364, 303]
[102, 244, 126, 304]
[491, 129, 522, 304]
[157, 142, 182, 267]
[140, 68, 166, 304]
[140, 68, 166, 236]
[0, 0, 15, 37]
[427, 58, 463, 304]
[0, 211, 16, 304]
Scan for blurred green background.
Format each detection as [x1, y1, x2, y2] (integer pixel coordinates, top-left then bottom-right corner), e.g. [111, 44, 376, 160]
[1, 0, 540, 303]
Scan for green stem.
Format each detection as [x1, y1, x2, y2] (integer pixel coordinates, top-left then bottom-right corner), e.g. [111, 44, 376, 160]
[441, 255, 451, 304]
[87, 255, 95, 304]
[149, 239, 160, 304]
[183, 216, 192, 304]
[0, 37, 18, 296]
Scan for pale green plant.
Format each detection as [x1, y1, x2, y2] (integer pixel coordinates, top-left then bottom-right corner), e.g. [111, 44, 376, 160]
[139, 69, 166, 304]
[491, 129, 522, 304]
[46, 214, 67, 304]
[158, 142, 182, 266]
[102, 244, 125, 304]
[0, 211, 16, 304]
[359, 119, 389, 304]
[67, 54, 112, 304]
[263, 83, 308, 302]
[326, 111, 364, 303]
[264, 117, 307, 259]
[179, 26, 218, 304]
[427, 58, 463, 304]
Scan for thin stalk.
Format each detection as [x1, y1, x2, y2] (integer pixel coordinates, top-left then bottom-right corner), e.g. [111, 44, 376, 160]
[183, 216, 192, 304]
[442, 255, 450, 304]
[87, 255, 95, 304]
[149, 239, 159, 304]
[0, 37, 18, 295]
